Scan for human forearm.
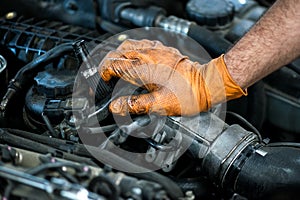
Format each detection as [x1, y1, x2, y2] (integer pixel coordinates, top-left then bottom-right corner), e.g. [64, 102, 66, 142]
[225, 0, 300, 89]
[98, 0, 300, 116]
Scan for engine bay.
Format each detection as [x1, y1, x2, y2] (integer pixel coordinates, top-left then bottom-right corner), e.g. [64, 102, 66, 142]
[0, 0, 300, 199]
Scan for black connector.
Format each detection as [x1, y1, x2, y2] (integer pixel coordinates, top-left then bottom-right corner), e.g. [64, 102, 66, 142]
[73, 40, 114, 100]
[120, 6, 166, 27]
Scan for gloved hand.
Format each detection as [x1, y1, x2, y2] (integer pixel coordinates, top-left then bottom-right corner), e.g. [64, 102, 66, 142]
[98, 39, 246, 116]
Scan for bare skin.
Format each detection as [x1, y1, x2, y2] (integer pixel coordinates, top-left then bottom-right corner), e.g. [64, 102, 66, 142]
[225, 0, 300, 89]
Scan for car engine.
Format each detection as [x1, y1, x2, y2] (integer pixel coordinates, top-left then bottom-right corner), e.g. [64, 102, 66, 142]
[0, 0, 299, 199]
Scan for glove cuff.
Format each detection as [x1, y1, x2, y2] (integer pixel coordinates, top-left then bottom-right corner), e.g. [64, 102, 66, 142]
[203, 54, 247, 108]
[216, 54, 247, 99]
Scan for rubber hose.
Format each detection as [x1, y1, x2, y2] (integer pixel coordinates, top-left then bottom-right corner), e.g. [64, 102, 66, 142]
[0, 128, 53, 154]
[234, 146, 300, 200]
[1, 129, 97, 166]
[6, 128, 91, 157]
[187, 24, 232, 57]
[13, 42, 74, 86]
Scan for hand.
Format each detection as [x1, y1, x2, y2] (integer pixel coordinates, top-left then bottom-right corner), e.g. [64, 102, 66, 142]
[98, 39, 246, 116]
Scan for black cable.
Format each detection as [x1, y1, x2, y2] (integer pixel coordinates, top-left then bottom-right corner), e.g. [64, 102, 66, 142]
[13, 42, 74, 84]
[89, 174, 120, 200]
[25, 162, 89, 185]
[57, 168, 79, 183]
[3, 180, 13, 200]
[0, 128, 55, 154]
[267, 142, 300, 148]
[5, 128, 91, 157]
[41, 112, 56, 137]
[226, 111, 263, 142]
[26, 162, 84, 176]
[256, 0, 275, 7]
[1, 129, 98, 166]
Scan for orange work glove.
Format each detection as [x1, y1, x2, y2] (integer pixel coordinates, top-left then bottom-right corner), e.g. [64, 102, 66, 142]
[98, 39, 246, 116]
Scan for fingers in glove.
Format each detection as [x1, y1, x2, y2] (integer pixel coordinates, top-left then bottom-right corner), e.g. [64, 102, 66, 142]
[117, 39, 164, 51]
[109, 89, 186, 116]
[109, 93, 156, 116]
[99, 51, 139, 81]
[118, 39, 184, 56]
[99, 50, 155, 86]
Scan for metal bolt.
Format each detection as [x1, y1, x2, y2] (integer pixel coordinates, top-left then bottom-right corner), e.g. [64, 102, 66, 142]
[185, 191, 195, 200]
[83, 166, 89, 172]
[69, 115, 77, 124]
[14, 151, 23, 165]
[0, 55, 7, 73]
[117, 34, 128, 41]
[132, 187, 142, 195]
[61, 166, 68, 172]
[6, 12, 17, 20]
